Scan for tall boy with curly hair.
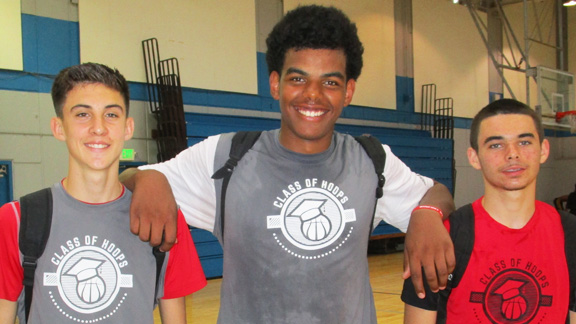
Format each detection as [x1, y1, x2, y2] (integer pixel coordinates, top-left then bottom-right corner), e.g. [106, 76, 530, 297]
[123, 5, 455, 323]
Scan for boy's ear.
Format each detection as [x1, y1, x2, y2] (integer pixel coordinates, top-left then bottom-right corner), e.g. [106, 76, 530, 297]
[51, 117, 65, 141]
[467, 147, 482, 170]
[269, 71, 280, 100]
[343, 78, 356, 107]
[124, 117, 135, 141]
[540, 138, 550, 164]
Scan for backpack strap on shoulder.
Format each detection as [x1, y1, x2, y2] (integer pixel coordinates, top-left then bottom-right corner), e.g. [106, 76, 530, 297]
[354, 135, 385, 199]
[152, 246, 166, 303]
[211, 131, 262, 242]
[437, 204, 475, 323]
[19, 188, 53, 322]
[354, 134, 386, 238]
[559, 211, 576, 312]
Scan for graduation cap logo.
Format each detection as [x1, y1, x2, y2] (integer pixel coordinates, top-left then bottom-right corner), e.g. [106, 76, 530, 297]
[494, 279, 528, 320]
[64, 258, 106, 304]
[289, 199, 331, 241]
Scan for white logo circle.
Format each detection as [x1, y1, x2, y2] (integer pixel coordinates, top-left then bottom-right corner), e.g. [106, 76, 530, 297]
[56, 246, 122, 314]
[280, 188, 346, 250]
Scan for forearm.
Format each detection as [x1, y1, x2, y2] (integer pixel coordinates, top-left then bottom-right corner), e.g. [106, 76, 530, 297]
[570, 310, 576, 323]
[416, 181, 454, 220]
[159, 297, 187, 324]
[0, 299, 17, 324]
[121, 167, 179, 250]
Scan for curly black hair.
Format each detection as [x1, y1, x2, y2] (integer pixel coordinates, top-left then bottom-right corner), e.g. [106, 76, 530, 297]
[265, 5, 364, 81]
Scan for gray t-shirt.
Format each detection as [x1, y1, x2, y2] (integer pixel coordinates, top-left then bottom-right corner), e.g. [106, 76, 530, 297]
[212, 131, 414, 323]
[142, 129, 433, 323]
[17, 183, 167, 324]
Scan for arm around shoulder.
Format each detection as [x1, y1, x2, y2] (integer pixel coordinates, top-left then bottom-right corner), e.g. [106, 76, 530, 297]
[120, 168, 178, 252]
[404, 181, 455, 298]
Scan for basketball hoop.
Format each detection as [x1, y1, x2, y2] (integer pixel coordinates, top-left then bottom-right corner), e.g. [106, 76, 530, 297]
[556, 111, 576, 133]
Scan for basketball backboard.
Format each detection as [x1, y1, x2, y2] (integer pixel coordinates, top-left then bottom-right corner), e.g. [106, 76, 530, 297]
[535, 66, 575, 131]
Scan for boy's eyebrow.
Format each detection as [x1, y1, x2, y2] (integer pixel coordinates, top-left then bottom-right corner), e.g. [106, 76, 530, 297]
[70, 104, 125, 111]
[285, 67, 345, 80]
[518, 132, 536, 139]
[484, 135, 503, 144]
[484, 133, 535, 144]
[285, 67, 308, 76]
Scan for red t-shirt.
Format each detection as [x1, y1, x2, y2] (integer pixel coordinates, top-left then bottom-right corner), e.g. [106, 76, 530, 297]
[444, 199, 569, 323]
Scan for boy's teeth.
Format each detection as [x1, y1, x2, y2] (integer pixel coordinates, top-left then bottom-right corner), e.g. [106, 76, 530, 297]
[299, 110, 325, 117]
[88, 144, 107, 148]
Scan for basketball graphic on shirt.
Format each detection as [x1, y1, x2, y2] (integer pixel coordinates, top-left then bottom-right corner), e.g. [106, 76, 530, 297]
[267, 187, 357, 251]
[65, 258, 106, 304]
[502, 296, 527, 320]
[43, 245, 134, 315]
[77, 277, 106, 303]
[302, 214, 331, 241]
[469, 269, 553, 323]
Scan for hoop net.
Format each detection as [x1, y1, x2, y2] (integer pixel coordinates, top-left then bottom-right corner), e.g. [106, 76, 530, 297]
[556, 111, 576, 133]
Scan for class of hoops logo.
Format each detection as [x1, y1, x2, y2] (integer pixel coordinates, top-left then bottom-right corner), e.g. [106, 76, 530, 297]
[470, 269, 552, 323]
[267, 186, 356, 252]
[43, 243, 133, 317]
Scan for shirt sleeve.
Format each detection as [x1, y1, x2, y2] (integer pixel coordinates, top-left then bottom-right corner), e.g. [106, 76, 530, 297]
[0, 202, 24, 301]
[374, 145, 434, 232]
[401, 275, 439, 310]
[161, 209, 207, 299]
[139, 135, 221, 231]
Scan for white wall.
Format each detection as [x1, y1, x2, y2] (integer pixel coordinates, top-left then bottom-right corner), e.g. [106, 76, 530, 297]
[413, 0, 489, 119]
[79, 0, 258, 95]
[0, 0, 23, 71]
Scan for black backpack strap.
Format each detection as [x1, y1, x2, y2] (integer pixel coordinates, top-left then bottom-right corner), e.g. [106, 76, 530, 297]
[211, 131, 262, 242]
[19, 188, 53, 322]
[354, 134, 386, 237]
[437, 204, 475, 323]
[354, 135, 386, 199]
[560, 211, 576, 313]
[152, 246, 166, 303]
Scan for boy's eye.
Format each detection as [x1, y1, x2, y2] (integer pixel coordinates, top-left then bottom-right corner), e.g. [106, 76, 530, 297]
[519, 140, 532, 146]
[324, 80, 339, 86]
[290, 77, 305, 83]
[488, 143, 502, 149]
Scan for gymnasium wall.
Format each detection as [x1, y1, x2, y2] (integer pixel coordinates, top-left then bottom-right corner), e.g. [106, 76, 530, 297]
[0, 0, 575, 208]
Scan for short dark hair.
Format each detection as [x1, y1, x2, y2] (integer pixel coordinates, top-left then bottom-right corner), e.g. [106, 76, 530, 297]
[265, 5, 364, 81]
[51, 63, 130, 118]
[470, 98, 544, 151]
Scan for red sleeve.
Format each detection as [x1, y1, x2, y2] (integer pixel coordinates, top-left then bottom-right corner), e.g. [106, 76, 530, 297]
[0, 202, 24, 301]
[161, 209, 207, 299]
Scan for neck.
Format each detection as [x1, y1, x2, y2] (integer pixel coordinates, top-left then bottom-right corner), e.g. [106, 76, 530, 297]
[482, 184, 537, 229]
[278, 130, 333, 154]
[64, 165, 122, 203]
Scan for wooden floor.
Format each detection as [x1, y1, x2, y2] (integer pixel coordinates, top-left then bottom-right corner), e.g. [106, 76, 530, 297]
[153, 251, 406, 323]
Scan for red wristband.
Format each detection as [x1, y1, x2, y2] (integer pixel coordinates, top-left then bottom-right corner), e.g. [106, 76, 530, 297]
[412, 205, 444, 219]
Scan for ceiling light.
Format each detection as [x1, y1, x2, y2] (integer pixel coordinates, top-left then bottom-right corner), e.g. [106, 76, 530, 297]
[564, 0, 576, 6]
